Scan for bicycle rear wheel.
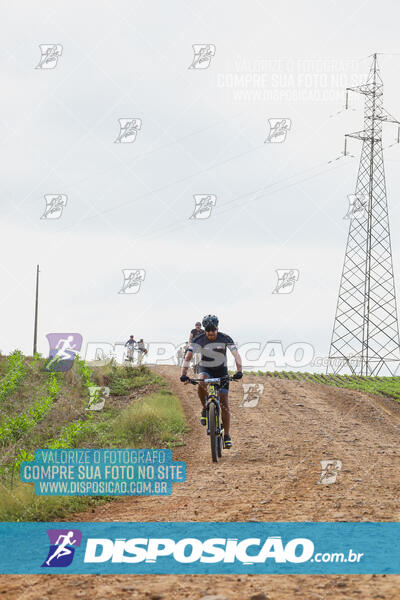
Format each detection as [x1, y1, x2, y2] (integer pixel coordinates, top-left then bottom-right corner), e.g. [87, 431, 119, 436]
[208, 402, 218, 463]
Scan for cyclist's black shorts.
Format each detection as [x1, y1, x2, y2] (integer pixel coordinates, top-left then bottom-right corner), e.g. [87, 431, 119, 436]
[198, 368, 229, 393]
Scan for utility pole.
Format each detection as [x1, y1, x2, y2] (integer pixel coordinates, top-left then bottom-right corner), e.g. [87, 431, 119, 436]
[327, 54, 400, 376]
[33, 265, 39, 356]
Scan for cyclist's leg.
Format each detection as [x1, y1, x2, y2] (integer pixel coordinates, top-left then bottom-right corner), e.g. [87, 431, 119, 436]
[219, 391, 231, 436]
[197, 371, 209, 409]
[197, 371, 210, 426]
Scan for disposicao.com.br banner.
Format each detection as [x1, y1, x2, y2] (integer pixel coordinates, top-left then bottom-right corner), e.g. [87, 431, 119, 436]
[0, 522, 399, 574]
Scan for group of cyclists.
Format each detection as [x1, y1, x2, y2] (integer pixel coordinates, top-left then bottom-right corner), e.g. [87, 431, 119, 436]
[180, 315, 243, 450]
[124, 335, 148, 365]
[123, 315, 243, 449]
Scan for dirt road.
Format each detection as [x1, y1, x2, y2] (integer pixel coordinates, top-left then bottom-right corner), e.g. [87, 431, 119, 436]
[1, 366, 400, 599]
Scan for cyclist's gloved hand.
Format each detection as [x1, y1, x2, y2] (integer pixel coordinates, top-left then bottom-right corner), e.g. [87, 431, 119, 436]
[233, 371, 243, 380]
[180, 375, 189, 383]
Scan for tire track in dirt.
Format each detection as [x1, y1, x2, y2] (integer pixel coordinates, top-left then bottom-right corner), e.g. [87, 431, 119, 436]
[2, 366, 399, 599]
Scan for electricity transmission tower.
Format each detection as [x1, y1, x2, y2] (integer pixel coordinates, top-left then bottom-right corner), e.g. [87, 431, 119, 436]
[327, 53, 400, 376]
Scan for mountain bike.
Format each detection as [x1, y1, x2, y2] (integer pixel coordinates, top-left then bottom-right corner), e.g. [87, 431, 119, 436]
[188, 375, 234, 463]
[125, 346, 135, 364]
[138, 347, 148, 365]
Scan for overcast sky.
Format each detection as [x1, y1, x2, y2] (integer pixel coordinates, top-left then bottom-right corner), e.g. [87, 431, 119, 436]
[2, 0, 400, 370]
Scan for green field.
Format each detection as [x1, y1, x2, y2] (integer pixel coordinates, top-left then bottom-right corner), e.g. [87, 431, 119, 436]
[244, 370, 400, 401]
[0, 352, 186, 521]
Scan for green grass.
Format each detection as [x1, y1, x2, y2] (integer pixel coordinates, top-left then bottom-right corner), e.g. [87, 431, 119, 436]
[0, 373, 59, 444]
[0, 360, 186, 521]
[253, 370, 400, 401]
[0, 484, 106, 522]
[0, 350, 27, 403]
[117, 389, 187, 446]
[81, 389, 187, 449]
[92, 363, 164, 396]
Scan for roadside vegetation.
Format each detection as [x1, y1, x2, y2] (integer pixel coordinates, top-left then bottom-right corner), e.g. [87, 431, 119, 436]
[244, 370, 400, 402]
[0, 352, 186, 521]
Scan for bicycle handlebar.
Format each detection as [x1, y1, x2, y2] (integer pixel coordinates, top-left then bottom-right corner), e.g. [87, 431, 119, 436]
[187, 376, 235, 385]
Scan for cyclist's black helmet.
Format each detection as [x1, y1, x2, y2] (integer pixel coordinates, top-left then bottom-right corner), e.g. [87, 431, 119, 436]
[202, 314, 219, 331]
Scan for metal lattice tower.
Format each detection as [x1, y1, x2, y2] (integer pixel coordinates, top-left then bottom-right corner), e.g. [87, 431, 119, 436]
[327, 53, 400, 376]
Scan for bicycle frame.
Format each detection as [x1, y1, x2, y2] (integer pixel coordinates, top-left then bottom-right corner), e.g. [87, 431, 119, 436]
[205, 382, 222, 436]
[125, 346, 135, 362]
[188, 375, 234, 462]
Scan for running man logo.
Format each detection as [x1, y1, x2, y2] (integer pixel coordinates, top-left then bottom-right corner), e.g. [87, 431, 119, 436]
[188, 44, 216, 69]
[318, 460, 342, 485]
[114, 118, 142, 143]
[86, 386, 110, 411]
[35, 44, 63, 69]
[189, 195, 217, 220]
[344, 193, 368, 220]
[272, 269, 299, 294]
[240, 383, 265, 408]
[43, 333, 83, 372]
[42, 529, 82, 568]
[40, 194, 67, 220]
[265, 118, 291, 143]
[119, 269, 146, 294]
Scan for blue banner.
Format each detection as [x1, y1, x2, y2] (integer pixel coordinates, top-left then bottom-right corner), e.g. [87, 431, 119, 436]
[0, 522, 399, 574]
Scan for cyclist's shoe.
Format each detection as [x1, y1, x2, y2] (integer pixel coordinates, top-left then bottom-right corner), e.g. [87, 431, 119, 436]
[224, 434, 232, 449]
[201, 408, 207, 426]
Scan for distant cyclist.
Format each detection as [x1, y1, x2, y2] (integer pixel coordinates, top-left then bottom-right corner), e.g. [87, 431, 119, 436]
[137, 339, 147, 365]
[125, 335, 136, 361]
[188, 322, 204, 373]
[125, 335, 136, 348]
[137, 339, 147, 354]
[176, 344, 187, 367]
[180, 314, 242, 449]
[188, 321, 204, 343]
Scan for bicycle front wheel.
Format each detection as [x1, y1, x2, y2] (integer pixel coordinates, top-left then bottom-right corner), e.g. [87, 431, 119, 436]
[209, 402, 219, 463]
[217, 428, 223, 458]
